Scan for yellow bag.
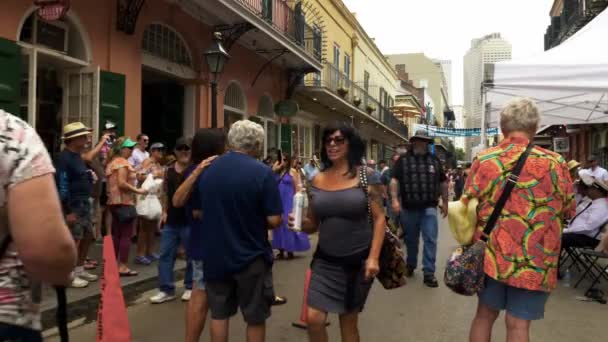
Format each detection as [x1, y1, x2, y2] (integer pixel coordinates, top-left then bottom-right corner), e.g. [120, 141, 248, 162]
[447, 198, 478, 245]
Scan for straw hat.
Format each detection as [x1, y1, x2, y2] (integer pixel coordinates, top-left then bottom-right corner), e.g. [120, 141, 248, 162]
[568, 160, 581, 171]
[62, 122, 92, 140]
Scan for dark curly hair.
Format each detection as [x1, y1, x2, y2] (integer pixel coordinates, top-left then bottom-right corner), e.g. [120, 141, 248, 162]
[191, 128, 226, 165]
[320, 122, 365, 177]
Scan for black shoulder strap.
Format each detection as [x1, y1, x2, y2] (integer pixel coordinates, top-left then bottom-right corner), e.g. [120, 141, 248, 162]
[481, 144, 534, 241]
[0, 235, 12, 258]
[359, 166, 373, 225]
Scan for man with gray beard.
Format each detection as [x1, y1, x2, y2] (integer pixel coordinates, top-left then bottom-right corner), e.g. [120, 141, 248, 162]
[390, 130, 448, 288]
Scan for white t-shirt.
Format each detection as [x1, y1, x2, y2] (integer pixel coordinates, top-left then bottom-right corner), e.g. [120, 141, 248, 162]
[128, 148, 149, 169]
[564, 197, 608, 239]
[588, 166, 608, 182]
[0, 110, 55, 330]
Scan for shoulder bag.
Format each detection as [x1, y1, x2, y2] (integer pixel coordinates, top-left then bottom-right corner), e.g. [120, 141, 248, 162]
[359, 167, 407, 289]
[444, 144, 533, 296]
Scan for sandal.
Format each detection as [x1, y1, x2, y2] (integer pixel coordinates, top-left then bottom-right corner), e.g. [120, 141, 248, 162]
[119, 269, 139, 277]
[134, 256, 152, 265]
[84, 261, 97, 270]
[286, 252, 295, 260]
[272, 296, 287, 306]
[86, 258, 99, 266]
[274, 253, 285, 260]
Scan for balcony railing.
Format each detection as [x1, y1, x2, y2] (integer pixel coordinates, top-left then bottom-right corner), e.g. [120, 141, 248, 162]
[545, 0, 608, 50]
[303, 62, 409, 138]
[234, 0, 322, 61]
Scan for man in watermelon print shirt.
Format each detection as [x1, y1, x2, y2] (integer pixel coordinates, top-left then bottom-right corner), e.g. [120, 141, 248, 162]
[463, 98, 575, 342]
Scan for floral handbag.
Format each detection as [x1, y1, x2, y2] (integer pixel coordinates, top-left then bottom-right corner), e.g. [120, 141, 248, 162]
[444, 144, 533, 296]
[359, 167, 407, 290]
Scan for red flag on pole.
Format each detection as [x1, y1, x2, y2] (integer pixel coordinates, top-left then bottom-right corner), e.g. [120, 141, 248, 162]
[96, 235, 131, 342]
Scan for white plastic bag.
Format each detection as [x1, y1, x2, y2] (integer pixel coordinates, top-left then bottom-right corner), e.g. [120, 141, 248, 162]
[136, 174, 163, 220]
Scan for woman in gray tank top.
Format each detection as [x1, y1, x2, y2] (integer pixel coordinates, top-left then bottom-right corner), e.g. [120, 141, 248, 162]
[289, 123, 386, 342]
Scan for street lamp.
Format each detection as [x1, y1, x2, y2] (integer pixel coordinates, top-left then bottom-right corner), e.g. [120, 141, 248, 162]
[204, 32, 230, 128]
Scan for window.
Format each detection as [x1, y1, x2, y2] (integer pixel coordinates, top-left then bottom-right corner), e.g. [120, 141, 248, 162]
[224, 82, 246, 129]
[333, 43, 340, 68]
[344, 54, 351, 80]
[142, 24, 192, 67]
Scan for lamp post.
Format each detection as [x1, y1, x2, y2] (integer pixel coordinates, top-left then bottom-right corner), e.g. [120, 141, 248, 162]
[204, 32, 230, 128]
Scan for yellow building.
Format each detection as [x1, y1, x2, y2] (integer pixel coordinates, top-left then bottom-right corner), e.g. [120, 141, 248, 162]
[295, 0, 407, 160]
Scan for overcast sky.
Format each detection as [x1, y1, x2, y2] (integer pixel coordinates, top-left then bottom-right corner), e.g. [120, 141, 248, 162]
[341, 0, 554, 106]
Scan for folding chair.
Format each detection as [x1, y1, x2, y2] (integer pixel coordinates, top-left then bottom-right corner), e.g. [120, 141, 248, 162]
[573, 225, 608, 296]
[560, 220, 608, 274]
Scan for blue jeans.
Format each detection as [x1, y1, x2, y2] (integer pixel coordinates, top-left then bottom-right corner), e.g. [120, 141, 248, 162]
[158, 224, 193, 294]
[400, 207, 438, 275]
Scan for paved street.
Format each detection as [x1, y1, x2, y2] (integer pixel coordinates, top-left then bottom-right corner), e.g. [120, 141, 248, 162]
[47, 217, 607, 342]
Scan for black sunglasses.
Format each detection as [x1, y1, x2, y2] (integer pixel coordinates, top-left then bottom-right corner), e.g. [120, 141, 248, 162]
[324, 136, 346, 146]
[176, 145, 191, 152]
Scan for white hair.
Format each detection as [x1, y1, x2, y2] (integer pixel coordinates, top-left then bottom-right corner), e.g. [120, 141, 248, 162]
[500, 98, 540, 134]
[227, 120, 265, 153]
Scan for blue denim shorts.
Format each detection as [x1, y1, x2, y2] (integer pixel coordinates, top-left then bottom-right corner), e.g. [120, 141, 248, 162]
[192, 261, 205, 290]
[479, 276, 550, 321]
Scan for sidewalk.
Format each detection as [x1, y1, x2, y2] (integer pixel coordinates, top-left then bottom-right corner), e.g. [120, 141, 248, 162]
[40, 239, 187, 330]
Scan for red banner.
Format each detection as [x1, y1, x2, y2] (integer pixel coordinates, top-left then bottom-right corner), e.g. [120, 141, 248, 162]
[96, 235, 131, 342]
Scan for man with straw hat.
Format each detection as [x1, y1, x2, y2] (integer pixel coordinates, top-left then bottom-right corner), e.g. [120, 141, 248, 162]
[55, 122, 99, 288]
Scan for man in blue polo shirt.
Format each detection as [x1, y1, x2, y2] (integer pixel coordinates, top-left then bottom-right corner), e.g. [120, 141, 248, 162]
[194, 120, 282, 342]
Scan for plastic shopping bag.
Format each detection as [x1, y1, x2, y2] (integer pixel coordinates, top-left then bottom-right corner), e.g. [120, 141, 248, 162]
[136, 174, 163, 220]
[447, 198, 478, 245]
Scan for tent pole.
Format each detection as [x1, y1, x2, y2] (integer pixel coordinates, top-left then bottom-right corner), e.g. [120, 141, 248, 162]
[480, 82, 487, 148]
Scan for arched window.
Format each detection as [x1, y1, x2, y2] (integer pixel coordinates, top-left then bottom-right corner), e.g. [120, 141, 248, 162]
[224, 82, 246, 129]
[224, 82, 246, 113]
[142, 23, 192, 67]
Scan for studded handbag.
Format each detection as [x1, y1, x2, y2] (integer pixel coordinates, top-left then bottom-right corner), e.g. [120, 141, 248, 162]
[359, 166, 407, 290]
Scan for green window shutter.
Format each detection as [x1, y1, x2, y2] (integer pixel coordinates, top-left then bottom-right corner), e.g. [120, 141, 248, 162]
[0, 38, 22, 119]
[280, 123, 292, 154]
[99, 71, 126, 136]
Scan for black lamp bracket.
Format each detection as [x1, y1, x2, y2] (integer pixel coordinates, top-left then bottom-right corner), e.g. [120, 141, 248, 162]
[117, 0, 146, 35]
[212, 23, 255, 51]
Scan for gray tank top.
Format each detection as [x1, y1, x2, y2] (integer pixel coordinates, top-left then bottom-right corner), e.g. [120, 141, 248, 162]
[310, 186, 372, 257]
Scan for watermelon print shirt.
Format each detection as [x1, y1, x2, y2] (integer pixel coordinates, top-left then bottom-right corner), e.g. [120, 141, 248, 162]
[463, 136, 575, 292]
[0, 110, 55, 330]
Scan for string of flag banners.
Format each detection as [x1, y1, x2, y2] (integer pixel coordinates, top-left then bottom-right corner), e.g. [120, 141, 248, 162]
[414, 124, 499, 138]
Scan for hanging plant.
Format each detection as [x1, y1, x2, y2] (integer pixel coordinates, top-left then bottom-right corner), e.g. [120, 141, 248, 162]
[366, 103, 376, 114]
[353, 96, 362, 107]
[337, 84, 349, 98]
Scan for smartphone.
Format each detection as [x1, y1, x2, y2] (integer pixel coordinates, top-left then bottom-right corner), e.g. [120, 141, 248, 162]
[276, 149, 282, 163]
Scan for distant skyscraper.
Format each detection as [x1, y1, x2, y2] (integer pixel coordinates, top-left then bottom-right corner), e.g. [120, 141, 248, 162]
[463, 33, 512, 159]
[433, 59, 452, 106]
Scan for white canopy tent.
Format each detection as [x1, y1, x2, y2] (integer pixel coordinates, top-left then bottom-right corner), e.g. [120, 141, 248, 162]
[486, 8, 608, 128]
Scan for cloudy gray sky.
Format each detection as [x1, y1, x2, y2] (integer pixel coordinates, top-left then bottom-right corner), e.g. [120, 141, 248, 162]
[341, 0, 554, 105]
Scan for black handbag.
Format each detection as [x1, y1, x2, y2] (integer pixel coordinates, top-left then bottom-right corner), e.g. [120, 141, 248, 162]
[444, 144, 533, 296]
[112, 205, 137, 224]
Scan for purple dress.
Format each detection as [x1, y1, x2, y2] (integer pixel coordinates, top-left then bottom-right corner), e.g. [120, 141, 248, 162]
[272, 171, 311, 252]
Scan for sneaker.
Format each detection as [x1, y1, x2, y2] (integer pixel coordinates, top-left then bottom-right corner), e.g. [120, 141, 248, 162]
[181, 290, 192, 301]
[150, 291, 176, 304]
[70, 277, 89, 288]
[147, 254, 160, 261]
[135, 256, 152, 265]
[423, 274, 439, 288]
[405, 265, 415, 278]
[77, 271, 98, 282]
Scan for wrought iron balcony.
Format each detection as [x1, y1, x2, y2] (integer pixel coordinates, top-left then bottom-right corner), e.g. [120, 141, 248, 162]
[234, 0, 322, 61]
[545, 0, 608, 50]
[302, 62, 409, 138]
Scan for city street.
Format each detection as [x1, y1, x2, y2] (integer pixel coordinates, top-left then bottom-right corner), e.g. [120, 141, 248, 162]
[47, 217, 608, 342]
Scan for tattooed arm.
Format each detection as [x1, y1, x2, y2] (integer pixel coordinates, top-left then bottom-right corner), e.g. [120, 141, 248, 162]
[365, 168, 387, 280]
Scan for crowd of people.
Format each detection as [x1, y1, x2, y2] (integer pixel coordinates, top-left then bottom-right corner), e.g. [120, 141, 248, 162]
[1, 96, 608, 341]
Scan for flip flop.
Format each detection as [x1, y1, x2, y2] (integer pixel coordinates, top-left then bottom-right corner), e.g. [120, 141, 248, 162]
[86, 258, 99, 266]
[84, 261, 97, 270]
[119, 270, 138, 277]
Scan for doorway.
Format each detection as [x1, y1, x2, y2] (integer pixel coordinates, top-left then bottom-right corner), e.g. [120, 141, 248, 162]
[141, 68, 184, 150]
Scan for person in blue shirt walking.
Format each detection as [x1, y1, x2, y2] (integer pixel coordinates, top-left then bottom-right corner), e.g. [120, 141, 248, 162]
[193, 120, 282, 342]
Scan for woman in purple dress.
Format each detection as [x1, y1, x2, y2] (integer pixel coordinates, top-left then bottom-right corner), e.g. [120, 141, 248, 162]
[272, 154, 311, 259]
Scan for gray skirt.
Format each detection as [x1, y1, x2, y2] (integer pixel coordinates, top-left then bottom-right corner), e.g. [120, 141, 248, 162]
[307, 258, 373, 314]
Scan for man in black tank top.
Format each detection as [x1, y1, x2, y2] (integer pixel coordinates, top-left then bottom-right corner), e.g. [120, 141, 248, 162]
[389, 130, 448, 288]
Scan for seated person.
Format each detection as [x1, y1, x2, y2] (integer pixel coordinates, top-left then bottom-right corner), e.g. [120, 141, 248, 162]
[562, 173, 608, 250]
